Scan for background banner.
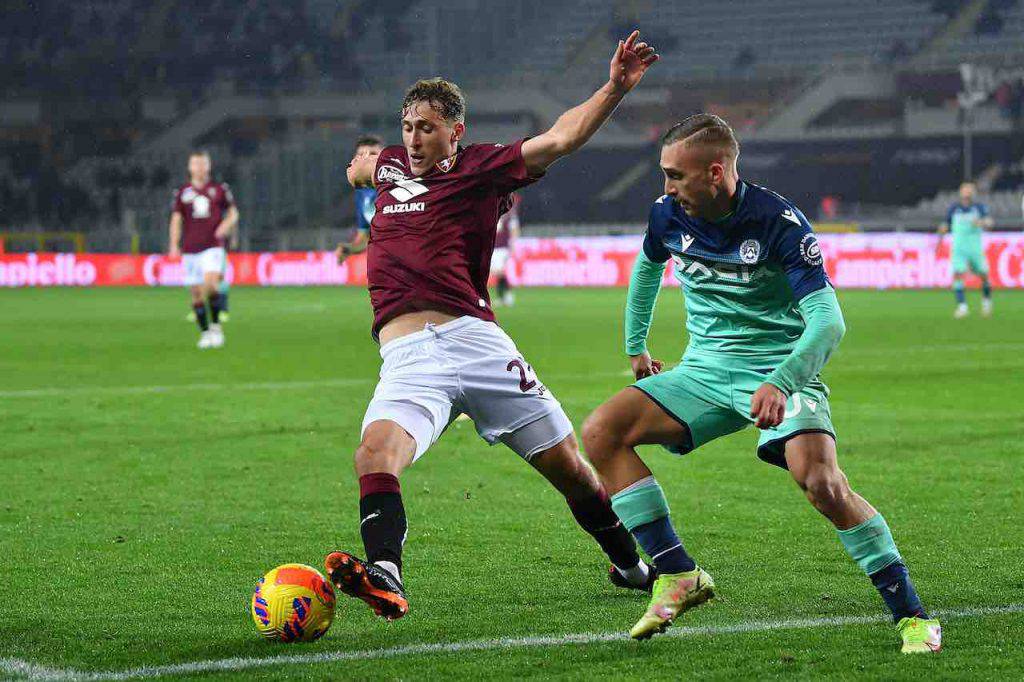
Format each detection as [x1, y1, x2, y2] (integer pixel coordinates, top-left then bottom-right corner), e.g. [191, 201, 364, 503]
[2, 233, 1022, 288]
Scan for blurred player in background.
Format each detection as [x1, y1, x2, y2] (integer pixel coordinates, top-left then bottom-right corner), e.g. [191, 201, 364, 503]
[169, 150, 239, 349]
[336, 135, 384, 264]
[325, 31, 660, 622]
[582, 115, 940, 652]
[937, 182, 993, 318]
[492, 193, 520, 306]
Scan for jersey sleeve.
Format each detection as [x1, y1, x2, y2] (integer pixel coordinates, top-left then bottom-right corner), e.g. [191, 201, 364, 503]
[641, 197, 672, 264]
[772, 206, 830, 302]
[171, 187, 184, 214]
[945, 204, 956, 224]
[221, 183, 235, 209]
[978, 203, 989, 218]
[465, 140, 541, 193]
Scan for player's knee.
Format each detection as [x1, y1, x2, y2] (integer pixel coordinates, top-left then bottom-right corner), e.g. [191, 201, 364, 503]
[581, 409, 622, 468]
[801, 468, 851, 512]
[353, 432, 410, 477]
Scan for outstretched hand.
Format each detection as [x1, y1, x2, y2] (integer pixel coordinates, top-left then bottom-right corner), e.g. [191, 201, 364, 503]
[610, 30, 659, 93]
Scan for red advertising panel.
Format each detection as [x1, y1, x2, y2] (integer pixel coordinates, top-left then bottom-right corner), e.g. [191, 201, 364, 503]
[1, 233, 1023, 288]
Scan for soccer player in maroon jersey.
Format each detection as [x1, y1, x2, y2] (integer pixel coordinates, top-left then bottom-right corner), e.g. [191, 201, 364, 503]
[168, 150, 239, 349]
[325, 31, 659, 621]
[492, 193, 520, 306]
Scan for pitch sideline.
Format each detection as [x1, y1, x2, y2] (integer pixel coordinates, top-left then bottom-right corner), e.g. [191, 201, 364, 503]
[3, 604, 1022, 681]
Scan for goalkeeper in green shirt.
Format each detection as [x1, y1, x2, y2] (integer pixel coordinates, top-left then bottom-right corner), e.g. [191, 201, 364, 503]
[581, 114, 940, 653]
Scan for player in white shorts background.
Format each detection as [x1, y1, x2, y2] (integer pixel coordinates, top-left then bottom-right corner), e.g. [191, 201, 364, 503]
[168, 150, 239, 349]
[324, 32, 661, 621]
[491, 193, 520, 306]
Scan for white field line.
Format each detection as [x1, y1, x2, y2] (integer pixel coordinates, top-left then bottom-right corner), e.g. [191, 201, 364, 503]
[3, 341, 1021, 399]
[3, 604, 1022, 681]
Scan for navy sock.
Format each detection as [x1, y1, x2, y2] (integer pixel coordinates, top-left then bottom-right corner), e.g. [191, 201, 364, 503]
[870, 562, 927, 622]
[954, 281, 966, 304]
[220, 290, 230, 312]
[981, 278, 992, 299]
[193, 303, 209, 331]
[633, 516, 696, 574]
[209, 293, 223, 324]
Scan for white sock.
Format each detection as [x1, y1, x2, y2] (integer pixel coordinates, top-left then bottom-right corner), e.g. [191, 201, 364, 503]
[374, 560, 401, 583]
[615, 560, 651, 586]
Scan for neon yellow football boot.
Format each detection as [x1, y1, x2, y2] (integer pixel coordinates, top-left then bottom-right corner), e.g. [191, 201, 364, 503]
[897, 616, 942, 653]
[630, 567, 714, 640]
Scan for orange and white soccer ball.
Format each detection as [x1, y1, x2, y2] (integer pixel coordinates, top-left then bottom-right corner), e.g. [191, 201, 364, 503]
[251, 563, 336, 642]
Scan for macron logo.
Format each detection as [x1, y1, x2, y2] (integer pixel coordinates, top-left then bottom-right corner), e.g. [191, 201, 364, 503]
[781, 209, 801, 226]
[679, 234, 695, 253]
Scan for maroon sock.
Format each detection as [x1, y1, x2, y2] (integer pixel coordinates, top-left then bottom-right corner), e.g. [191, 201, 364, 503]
[358, 473, 406, 574]
[567, 487, 641, 570]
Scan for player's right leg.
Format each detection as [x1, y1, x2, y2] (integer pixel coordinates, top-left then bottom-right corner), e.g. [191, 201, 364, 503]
[326, 329, 458, 621]
[326, 419, 415, 621]
[951, 270, 968, 318]
[582, 385, 728, 639]
[971, 256, 993, 317]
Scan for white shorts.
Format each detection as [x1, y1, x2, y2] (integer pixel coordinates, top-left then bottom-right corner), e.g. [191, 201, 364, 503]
[183, 247, 226, 286]
[490, 247, 510, 274]
[362, 316, 573, 462]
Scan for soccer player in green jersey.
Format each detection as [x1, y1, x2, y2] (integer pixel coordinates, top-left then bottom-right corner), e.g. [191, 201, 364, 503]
[581, 114, 941, 653]
[938, 182, 994, 318]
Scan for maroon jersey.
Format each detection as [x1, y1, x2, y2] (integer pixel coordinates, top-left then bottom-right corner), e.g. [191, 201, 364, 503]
[495, 194, 521, 249]
[367, 140, 539, 338]
[172, 181, 235, 254]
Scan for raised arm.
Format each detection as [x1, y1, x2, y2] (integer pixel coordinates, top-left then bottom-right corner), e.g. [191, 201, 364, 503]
[522, 30, 658, 176]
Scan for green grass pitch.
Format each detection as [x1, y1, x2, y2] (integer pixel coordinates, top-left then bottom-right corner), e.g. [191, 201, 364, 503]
[2, 286, 1022, 680]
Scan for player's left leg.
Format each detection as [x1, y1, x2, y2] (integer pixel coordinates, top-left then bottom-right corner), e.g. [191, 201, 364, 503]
[203, 271, 225, 347]
[453, 319, 650, 590]
[783, 433, 940, 653]
[514, 428, 654, 591]
[218, 250, 230, 321]
[972, 254, 993, 317]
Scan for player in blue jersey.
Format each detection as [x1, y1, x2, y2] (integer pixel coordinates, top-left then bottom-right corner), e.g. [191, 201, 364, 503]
[937, 182, 994, 318]
[336, 135, 383, 264]
[582, 115, 940, 653]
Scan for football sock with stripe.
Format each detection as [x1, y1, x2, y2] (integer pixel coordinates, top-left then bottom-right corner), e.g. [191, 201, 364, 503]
[953, 280, 966, 305]
[837, 513, 927, 621]
[611, 476, 696, 574]
[358, 473, 406, 582]
[193, 303, 209, 331]
[566, 487, 644, 578]
[208, 293, 224, 324]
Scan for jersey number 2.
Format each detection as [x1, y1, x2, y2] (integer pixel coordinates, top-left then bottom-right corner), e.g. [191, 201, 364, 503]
[506, 359, 537, 392]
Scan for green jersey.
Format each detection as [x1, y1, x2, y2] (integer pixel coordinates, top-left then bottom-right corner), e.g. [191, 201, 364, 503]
[629, 182, 831, 362]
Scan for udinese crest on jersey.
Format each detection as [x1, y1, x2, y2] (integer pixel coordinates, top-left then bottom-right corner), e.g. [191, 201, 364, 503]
[377, 165, 406, 184]
[739, 239, 761, 264]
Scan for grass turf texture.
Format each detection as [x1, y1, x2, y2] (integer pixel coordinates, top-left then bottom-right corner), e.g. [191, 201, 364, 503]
[2, 286, 1022, 681]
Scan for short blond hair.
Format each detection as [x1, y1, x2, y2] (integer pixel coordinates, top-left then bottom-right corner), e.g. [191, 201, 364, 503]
[402, 78, 466, 123]
[662, 113, 739, 161]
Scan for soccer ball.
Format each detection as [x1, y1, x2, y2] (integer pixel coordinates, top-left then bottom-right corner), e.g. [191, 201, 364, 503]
[251, 563, 336, 642]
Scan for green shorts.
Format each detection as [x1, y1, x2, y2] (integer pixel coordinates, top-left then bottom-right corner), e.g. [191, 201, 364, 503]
[951, 241, 988, 275]
[634, 355, 835, 468]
